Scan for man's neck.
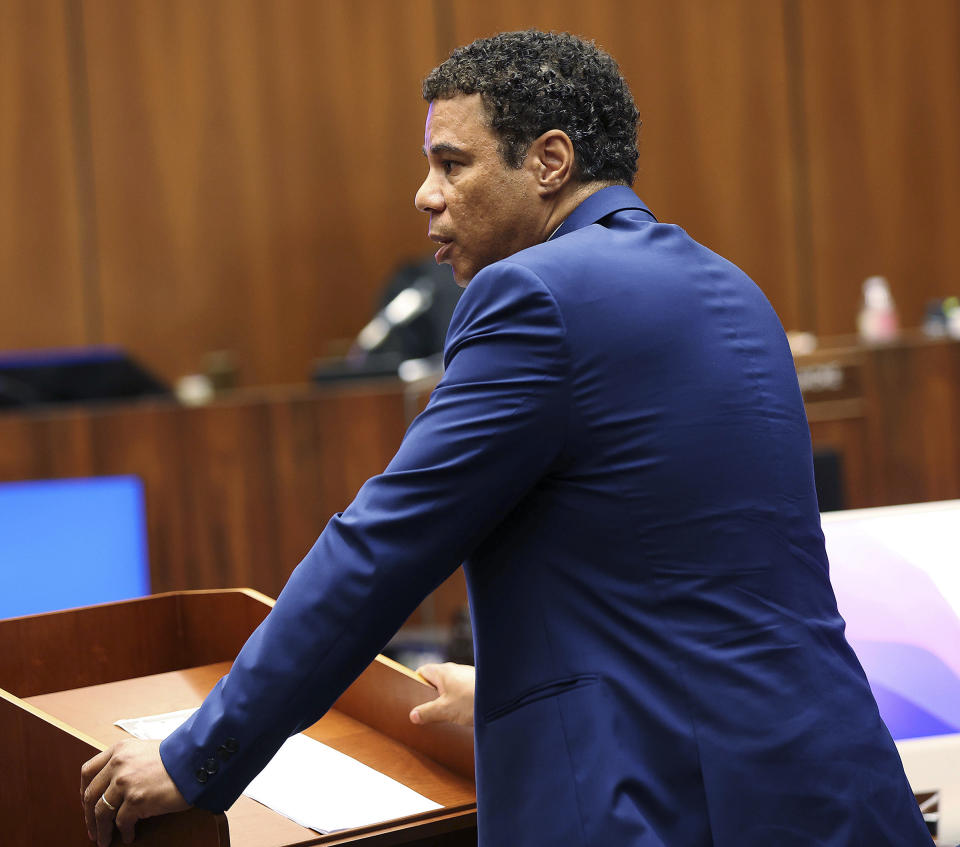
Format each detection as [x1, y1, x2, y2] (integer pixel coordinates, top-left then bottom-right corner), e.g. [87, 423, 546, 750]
[542, 180, 622, 241]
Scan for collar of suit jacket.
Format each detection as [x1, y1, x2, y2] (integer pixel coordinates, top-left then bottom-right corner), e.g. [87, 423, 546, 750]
[550, 185, 657, 242]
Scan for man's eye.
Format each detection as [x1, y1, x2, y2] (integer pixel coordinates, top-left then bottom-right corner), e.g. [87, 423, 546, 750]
[442, 160, 460, 175]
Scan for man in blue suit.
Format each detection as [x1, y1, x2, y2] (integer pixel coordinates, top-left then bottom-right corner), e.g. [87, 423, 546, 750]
[82, 30, 930, 846]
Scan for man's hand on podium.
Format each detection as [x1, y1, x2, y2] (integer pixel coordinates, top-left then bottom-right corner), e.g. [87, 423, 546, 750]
[81, 739, 189, 846]
[409, 662, 476, 727]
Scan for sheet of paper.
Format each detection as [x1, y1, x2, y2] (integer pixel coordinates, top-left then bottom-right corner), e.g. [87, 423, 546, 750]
[115, 709, 442, 833]
[243, 733, 442, 832]
[115, 707, 197, 740]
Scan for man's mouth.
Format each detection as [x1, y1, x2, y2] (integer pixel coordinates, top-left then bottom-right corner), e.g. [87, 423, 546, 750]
[430, 233, 454, 263]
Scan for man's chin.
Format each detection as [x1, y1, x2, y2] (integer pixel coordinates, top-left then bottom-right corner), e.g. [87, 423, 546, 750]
[445, 260, 473, 288]
[435, 251, 482, 287]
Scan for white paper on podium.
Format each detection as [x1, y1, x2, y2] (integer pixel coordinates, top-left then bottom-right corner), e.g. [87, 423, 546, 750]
[115, 707, 198, 740]
[243, 732, 442, 832]
[115, 709, 442, 833]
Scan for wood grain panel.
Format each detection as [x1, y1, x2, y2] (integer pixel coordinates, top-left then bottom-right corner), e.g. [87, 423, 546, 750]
[807, 417, 873, 510]
[796, 0, 960, 336]
[443, 0, 803, 330]
[798, 335, 960, 509]
[869, 338, 960, 506]
[80, 0, 442, 386]
[0, 594, 183, 697]
[797, 346, 879, 509]
[0, 687, 231, 847]
[83, 400, 195, 589]
[0, 0, 89, 350]
[0, 590, 270, 698]
[0, 413, 40, 479]
[0, 383, 412, 602]
[265, 393, 339, 569]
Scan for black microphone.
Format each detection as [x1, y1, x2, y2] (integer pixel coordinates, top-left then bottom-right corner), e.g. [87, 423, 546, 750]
[349, 277, 436, 359]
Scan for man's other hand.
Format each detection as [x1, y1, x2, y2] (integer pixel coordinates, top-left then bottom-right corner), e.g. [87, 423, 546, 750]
[409, 662, 476, 727]
[80, 739, 190, 846]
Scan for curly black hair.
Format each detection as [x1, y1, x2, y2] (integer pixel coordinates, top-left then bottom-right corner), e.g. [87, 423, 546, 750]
[423, 30, 639, 184]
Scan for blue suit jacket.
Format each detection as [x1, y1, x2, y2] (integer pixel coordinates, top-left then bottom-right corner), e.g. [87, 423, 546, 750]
[162, 187, 929, 845]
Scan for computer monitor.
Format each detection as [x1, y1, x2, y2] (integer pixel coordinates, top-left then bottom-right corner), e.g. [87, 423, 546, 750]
[0, 475, 150, 619]
[823, 500, 960, 741]
[823, 500, 960, 841]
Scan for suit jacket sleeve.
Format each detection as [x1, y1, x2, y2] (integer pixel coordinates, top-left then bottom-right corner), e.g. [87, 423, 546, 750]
[159, 261, 571, 810]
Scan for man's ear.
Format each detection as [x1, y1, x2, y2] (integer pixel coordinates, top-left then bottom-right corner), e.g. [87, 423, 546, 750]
[528, 130, 575, 196]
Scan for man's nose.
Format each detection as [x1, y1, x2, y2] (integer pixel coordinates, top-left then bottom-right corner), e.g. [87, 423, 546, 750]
[415, 171, 443, 214]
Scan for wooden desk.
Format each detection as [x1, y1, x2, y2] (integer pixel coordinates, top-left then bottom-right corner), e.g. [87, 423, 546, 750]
[0, 590, 477, 846]
[797, 334, 960, 508]
[0, 380, 414, 601]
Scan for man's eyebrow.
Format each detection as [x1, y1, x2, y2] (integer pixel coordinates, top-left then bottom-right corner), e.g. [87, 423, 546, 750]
[422, 142, 467, 158]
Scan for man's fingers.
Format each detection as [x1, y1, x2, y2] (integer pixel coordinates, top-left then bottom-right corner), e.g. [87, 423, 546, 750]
[80, 739, 188, 845]
[415, 662, 446, 691]
[115, 798, 139, 845]
[410, 693, 451, 725]
[411, 663, 454, 725]
[81, 748, 114, 841]
[80, 748, 111, 795]
[94, 790, 119, 847]
[411, 662, 475, 727]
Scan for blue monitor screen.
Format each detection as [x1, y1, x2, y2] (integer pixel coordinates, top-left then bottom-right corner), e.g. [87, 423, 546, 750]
[0, 475, 149, 619]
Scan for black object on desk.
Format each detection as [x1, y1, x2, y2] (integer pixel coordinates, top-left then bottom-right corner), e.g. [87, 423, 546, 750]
[0, 346, 169, 409]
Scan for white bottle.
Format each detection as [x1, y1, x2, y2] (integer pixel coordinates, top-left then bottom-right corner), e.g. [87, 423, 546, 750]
[857, 275, 899, 343]
[945, 296, 960, 340]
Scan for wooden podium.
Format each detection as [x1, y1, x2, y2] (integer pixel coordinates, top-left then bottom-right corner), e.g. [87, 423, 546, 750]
[0, 590, 477, 846]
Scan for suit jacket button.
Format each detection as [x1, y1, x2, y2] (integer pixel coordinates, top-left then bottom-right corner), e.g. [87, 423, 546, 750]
[224, 737, 239, 753]
[204, 757, 219, 774]
[195, 768, 209, 784]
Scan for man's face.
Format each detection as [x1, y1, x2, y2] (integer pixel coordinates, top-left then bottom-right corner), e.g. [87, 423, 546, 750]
[415, 94, 544, 285]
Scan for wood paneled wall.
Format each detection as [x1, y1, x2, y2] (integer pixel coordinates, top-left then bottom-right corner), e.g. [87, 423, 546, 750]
[0, 1, 89, 349]
[795, 0, 960, 337]
[2, 1, 959, 385]
[446, 0, 806, 329]
[79, 0, 439, 385]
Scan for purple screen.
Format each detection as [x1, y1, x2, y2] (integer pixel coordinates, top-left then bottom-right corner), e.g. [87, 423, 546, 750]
[823, 501, 960, 741]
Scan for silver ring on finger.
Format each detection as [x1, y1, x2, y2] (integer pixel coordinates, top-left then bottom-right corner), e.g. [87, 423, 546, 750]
[101, 794, 118, 812]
